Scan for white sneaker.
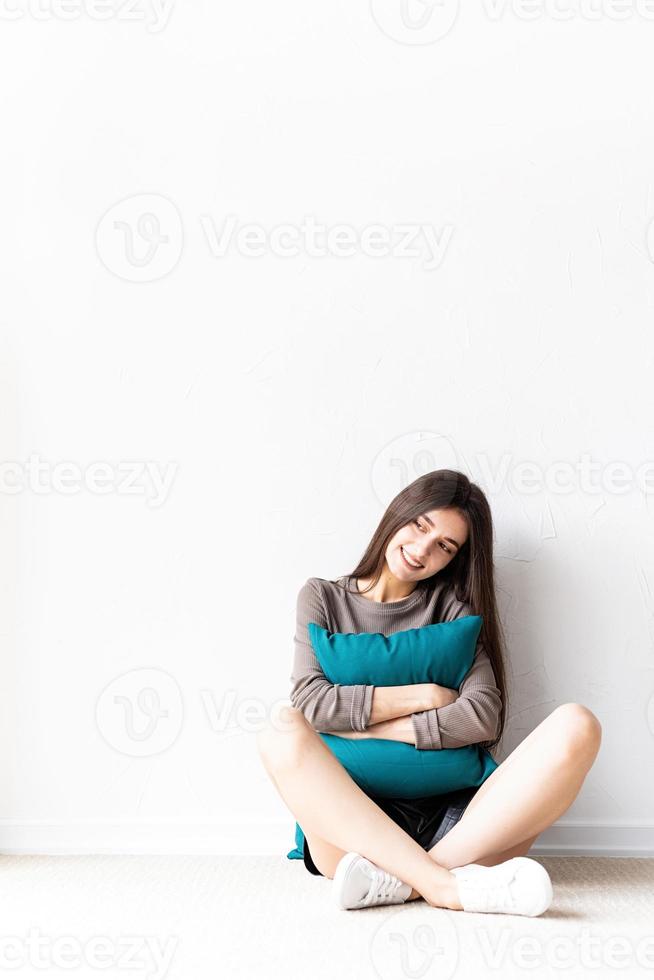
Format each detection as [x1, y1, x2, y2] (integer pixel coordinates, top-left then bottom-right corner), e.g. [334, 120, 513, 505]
[332, 852, 413, 910]
[450, 857, 553, 916]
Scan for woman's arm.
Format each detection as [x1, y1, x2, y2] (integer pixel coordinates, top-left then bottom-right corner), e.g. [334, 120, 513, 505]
[321, 715, 417, 744]
[289, 579, 376, 732]
[368, 683, 458, 724]
[322, 680, 457, 742]
[408, 593, 503, 752]
[411, 646, 502, 751]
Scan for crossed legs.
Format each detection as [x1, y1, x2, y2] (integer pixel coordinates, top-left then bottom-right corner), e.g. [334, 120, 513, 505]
[256, 703, 602, 908]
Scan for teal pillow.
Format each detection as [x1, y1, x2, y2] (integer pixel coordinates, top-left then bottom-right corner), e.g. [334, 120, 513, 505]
[286, 821, 305, 861]
[309, 617, 484, 689]
[288, 616, 499, 861]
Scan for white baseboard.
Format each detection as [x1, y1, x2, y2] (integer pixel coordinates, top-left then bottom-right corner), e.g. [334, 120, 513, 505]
[0, 819, 652, 857]
[0, 819, 293, 856]
[530, 820, 654, 857]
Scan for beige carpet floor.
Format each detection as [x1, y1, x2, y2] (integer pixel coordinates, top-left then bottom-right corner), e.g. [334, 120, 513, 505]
[0, 855, 652, 979]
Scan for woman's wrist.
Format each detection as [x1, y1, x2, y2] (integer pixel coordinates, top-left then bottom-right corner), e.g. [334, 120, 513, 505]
[364, 716, 416, 744]
[320, 717, 416, 744]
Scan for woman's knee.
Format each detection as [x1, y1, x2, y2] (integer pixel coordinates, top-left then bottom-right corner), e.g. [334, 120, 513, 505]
[255, 706, 314, 769]
[551, 703, 602, 760]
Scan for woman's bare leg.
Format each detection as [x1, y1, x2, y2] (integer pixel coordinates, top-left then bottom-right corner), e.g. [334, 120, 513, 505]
[256, 706, 462, 909]
[427, 703, 602, 870]
[302, 704, 601, 901]
[258, 703, 601, 905]
[261, 765, 350, 880]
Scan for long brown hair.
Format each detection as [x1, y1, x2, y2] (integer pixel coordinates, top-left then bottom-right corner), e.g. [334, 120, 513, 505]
[335, 469, 507, 751]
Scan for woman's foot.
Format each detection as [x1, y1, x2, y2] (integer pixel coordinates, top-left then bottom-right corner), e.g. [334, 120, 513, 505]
[331, 851, 553, 917]
[450, 857, 553, 916]
[332, 852, 413, 910]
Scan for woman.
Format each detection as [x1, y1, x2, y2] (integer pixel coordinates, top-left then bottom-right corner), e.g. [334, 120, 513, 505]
[257, 469, 602, 915]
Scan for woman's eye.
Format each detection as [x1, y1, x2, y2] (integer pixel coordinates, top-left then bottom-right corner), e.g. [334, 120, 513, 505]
[413, 520, 451, 553]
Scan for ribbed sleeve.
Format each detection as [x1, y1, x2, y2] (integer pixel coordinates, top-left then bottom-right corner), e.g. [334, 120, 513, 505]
[410, 644, 501, 750]
[289, 579, 376, 732]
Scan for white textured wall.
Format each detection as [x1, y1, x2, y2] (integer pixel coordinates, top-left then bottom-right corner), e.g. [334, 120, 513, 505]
[1, 1, 653, 855]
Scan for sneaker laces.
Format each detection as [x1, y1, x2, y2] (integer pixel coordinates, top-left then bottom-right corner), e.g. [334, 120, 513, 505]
[362, 867, 405, 907]
[457, 864, 520, 913]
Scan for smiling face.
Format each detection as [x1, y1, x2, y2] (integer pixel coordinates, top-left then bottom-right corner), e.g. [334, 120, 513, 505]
[385, 506, 469, 583]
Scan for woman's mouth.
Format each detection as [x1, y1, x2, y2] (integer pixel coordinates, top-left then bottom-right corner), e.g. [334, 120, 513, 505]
[400, 545, 424, 570]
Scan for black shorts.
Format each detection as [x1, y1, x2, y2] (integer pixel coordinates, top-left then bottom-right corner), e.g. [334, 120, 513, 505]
[303, 784, 478, 877]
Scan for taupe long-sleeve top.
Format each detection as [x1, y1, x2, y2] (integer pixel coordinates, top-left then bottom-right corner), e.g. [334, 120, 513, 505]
[289, 575, 502, 752]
